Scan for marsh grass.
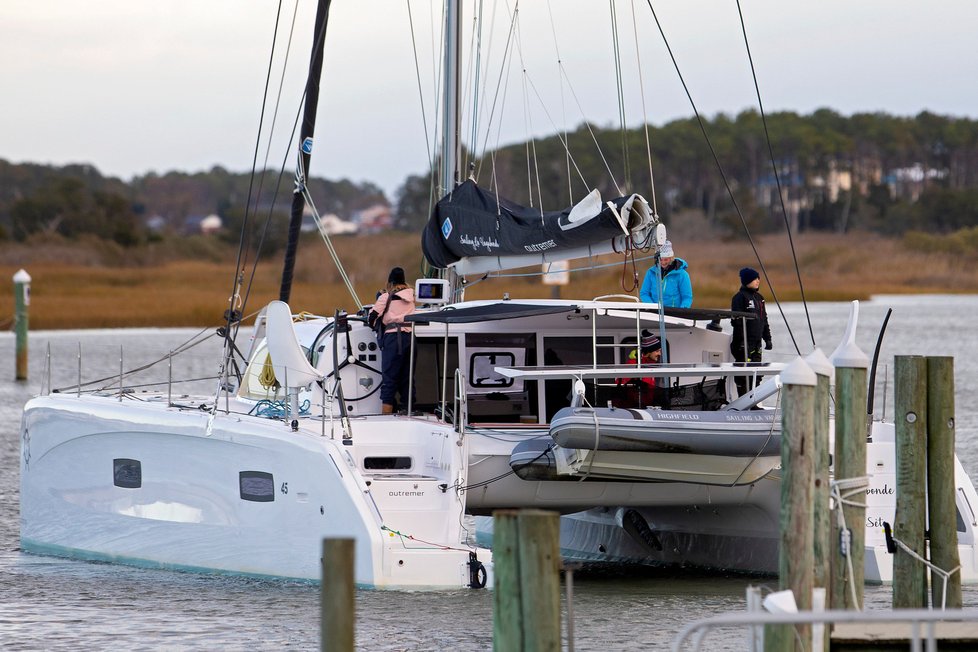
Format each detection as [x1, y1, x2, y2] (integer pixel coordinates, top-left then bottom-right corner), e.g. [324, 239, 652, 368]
[1, 230, 976, 330]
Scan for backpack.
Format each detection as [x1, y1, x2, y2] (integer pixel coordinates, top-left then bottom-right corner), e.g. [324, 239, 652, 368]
[368, 290, 409, 346]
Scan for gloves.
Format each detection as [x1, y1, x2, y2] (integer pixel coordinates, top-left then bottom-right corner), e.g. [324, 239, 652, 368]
[765, 339, 773, 351]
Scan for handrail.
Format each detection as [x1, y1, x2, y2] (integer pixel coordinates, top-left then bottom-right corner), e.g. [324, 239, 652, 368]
[592, 293, 640, 302]
[672, 607, 978, 652]
[453, 368, 468, 434]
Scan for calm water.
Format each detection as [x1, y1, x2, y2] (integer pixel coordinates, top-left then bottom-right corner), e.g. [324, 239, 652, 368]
[1, 296, 976, 650]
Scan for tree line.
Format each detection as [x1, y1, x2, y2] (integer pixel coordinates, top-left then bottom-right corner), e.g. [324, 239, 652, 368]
[396, 108, 978, 239]
[3, 109, 978, 253]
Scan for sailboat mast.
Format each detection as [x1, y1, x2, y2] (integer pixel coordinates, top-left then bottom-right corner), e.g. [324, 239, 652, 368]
[279, 0, 332, 303]
[440, 1, 462, 196]
[441, 0, 462, 297]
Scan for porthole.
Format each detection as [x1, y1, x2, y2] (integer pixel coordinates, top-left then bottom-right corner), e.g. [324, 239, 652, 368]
[240, 471, 275, 502]
[113, 458, 141, 489]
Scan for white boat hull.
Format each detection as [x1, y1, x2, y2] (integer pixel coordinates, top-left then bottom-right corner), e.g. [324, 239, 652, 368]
[474, 422, 978, 584]
[20, 394, 489, 590]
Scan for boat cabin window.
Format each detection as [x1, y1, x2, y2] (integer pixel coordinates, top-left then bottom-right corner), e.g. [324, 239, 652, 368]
[239, 471, 275, 502]
[363, 456, 412, 471]
[465, 333, 537, 423]
[469, 352, 515, 388]
[113, 458, 141, 489]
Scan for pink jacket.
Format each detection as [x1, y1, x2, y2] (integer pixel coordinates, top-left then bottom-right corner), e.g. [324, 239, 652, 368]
[371, 287, 416, 333]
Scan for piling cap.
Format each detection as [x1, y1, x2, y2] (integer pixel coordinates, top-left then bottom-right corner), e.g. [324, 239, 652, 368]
[829, 341, 869, 369]
[804, 347, 834, 379]
[780, 356, 817, 387]
[12, 269, 31, 283]
[828, 300, 869, 369]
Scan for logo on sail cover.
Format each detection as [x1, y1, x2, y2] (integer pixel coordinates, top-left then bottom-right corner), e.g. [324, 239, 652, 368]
[301, 137, 314, 155]
[441, 217, 453, 239]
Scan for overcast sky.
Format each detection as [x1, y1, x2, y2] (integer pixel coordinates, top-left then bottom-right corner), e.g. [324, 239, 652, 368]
[2, 0, 976, 200]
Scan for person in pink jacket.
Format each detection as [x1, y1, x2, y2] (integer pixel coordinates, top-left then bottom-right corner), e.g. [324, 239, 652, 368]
[369, 267, 416, 414]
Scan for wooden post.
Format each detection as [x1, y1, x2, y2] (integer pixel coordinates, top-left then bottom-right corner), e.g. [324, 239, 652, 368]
[13, 269, 30, 381]
[493, 509, 561, 652]
[926, 356, 963, 609]
[805, 348, 833, 652]
[893, 355, 928, 609]
[321, 538, 355, 652]
[829, 340, 869, 611]
[766, 357, 816, 652]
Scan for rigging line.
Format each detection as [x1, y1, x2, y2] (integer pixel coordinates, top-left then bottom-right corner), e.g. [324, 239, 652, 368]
[472, 0, 503, 181]
[58, 328, 221, 392]
[406, 0, 434, 173]
[629, 0, 658, 214]
[238, 65, 310, 353]
[510, 11, 544, 214]
[223, 0, 286, 379]
[523, 72, 591, 190]
[475, 1, 519, 185]
[545, 0, 574, 204]
[458, 0, 479, 164]
[557, 65, 623, 195]
[735, 0, 815, 348]
[610, 0, 631, 192]
[468, 0, 486, 170]
[643, 0, 800, 355]
[230, 1, 303, 354]
[486, 9, 521, 202]
[433, 0, 446, 193]
[300, 186, 363, 309]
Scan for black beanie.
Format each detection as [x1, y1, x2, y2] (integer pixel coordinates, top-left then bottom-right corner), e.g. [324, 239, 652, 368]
[739, 267, 759, 285]
[388, 267, 406, 285]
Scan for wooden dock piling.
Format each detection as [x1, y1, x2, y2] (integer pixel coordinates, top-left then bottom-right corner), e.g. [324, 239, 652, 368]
[321, 538, 355, 652]
[13, 269, 30, 381]
[893, 355, 928, 609]
[805, 348, 833, 611]
[926, 356, 963, 609]
[806, 349, 834, 652]
[830, 339, 869, 611]
[493, 509, 561, 652]
[767, 357, 817, 652]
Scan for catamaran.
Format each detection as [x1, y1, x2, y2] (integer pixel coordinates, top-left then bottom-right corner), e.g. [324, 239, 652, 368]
[20, 1, 978, 590]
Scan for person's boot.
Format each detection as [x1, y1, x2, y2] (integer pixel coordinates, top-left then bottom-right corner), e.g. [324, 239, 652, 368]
[382, 403, 394, 414]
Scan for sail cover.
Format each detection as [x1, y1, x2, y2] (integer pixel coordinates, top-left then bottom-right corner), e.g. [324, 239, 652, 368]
[422, 180, 654, 273]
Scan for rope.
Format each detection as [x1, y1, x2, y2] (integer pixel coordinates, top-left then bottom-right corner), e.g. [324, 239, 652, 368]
[734, 0, 815, 350]
[888, 534, 961, 610]
[544, 0, 574, 204]
[629, 0, 658, 214]
[381, 525, 473, 553]
[643, 0, 800, 356]
[609, 0, 631, 191]
[728, 386, 781, 487]
[406, 0, 434, 175]
[59, 325, 220, 394]
[258, 353, 279, 390]
[300, 184, 363, 309]
[474, 3, 519, 185]
[579, 403, 601, 482]
[249, 398, 310, 418]
[829, 475, 870, 610]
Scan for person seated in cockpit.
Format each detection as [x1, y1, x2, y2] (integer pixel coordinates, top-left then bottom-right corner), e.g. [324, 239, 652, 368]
[613, 331, 662, 408]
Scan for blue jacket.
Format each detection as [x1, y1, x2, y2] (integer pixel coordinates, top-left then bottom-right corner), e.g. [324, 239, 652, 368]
[640, 258, 693, 307]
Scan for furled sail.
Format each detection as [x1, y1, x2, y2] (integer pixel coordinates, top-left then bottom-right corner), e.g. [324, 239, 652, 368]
[422, 180, 654, 275]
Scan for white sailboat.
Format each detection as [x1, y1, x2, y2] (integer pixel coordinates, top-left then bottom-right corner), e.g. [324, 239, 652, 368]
[19, 1, 978, 590]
